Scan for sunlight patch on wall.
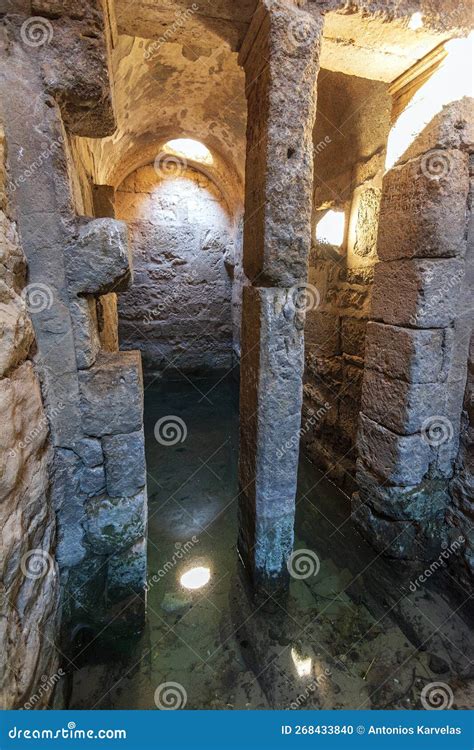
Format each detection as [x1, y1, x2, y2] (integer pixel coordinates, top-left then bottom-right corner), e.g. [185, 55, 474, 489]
[385, 32, 474, 170]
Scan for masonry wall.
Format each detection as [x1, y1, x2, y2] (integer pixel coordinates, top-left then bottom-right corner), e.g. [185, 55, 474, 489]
[116, 165, 235, 376]
[352, 96, 472, 564]
[0, 125, 60, 709]
[301, 71, 392, 494]
[0, 4, 148, 680]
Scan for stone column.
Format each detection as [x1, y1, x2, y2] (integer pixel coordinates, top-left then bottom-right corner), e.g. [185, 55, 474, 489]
[237, 1, 322, 594]
[353, 96, 473, 560]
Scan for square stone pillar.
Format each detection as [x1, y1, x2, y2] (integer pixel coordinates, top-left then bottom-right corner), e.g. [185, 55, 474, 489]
[237, 1, 322, 594]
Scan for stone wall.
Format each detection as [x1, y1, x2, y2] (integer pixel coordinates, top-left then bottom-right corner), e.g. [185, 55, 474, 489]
[301, 71, 392, 493]
[0, 124, 60, 709]
[116, 165, 235, 376]
[447, 159, 474, 587]
[0, 2, 148, 672]
[353, 96, 473, 563]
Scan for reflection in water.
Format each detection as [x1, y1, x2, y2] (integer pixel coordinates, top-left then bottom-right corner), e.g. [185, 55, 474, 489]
[291, 648, 312, 678]
[68, 377, 473, 711]
[180, 566, 211, 591]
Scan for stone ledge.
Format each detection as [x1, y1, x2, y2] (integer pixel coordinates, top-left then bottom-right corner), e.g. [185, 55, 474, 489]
[67, 218, 131, 297]
[78, 351, 143, 437]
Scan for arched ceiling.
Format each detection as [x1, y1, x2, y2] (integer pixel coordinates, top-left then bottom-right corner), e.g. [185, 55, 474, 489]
[73, 0, 471, 204]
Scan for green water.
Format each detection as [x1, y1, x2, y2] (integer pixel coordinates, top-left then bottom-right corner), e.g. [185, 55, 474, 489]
[69, 377, 473, 710]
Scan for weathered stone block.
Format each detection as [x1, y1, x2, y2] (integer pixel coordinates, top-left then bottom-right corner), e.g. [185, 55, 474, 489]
[52, 448, 86, 568]
[341, 317, 367, 358]
[356, 462, 449, 521]
[352, 493, 418, 559]
[371, 258, 464, 327]
[102, 430, 146, 498]
[358, 413, 431, 486]
[305, 311, 340, 356]
[69, 296, 100, 369]
[96, 292, 119, 353]
[85, 489, 147, 555]
[378, 150, 469, 260]
[238, 285, 305, 591]
[361, 369, 447, 434]
[400, 99, 474, 165]
[73, 437, 102, 468]
[0, 289, 34, 377]
[78, 351, 143, 437]
[365, 322, 448, 383]
[67, 218, 131, 296]
[79, 465, 106, 498]
[348, 185, 381, 260]
[38, 2, 116, 138]
[107, 538, 147, 603]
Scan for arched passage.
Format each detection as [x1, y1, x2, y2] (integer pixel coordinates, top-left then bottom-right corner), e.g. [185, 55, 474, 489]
[115, 154, 238, 376]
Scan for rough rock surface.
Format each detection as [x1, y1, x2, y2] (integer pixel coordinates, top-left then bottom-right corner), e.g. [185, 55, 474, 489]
[116, 165, 235, 374]
[353, 92, 472, 565]
[0, 125, 60, 710]
[0, 4, 149, 683]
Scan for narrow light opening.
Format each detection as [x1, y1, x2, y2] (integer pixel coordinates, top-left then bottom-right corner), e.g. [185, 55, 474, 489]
[315, 210, 345, 247]
[163, 138, 213, 165]
[408, 12, 423, 30]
